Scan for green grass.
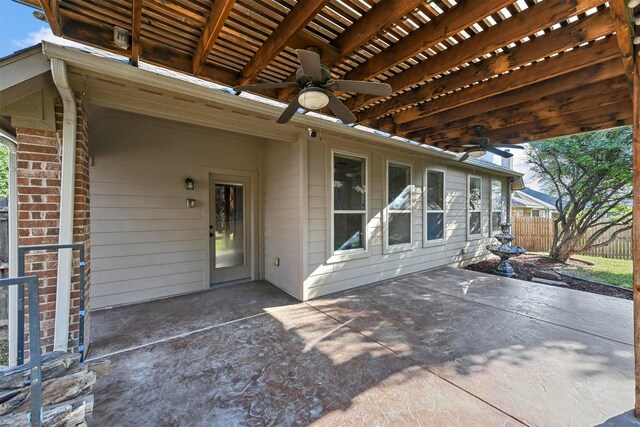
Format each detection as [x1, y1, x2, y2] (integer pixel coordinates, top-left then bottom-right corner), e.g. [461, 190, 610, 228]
[565, 255, 632, 289]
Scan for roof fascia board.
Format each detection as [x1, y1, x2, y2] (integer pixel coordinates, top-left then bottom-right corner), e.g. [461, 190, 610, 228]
[41, 42, 522, 178]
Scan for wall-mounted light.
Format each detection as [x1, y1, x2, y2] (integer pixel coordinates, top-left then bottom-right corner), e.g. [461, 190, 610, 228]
[185, 177, 195, 190]
[186, 199, 196, 208]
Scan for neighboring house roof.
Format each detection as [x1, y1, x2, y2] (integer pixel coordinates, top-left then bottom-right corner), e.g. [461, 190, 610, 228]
[520, 188, 558, 208]
[512, 190, 557, 211]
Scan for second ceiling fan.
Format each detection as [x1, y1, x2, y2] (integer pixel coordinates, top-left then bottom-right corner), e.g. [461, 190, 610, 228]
[456, 126, 524, 162]
[234, 48, 392, 125]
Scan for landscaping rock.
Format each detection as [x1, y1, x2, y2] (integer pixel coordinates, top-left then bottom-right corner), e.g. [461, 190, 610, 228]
[531, 277, 567, 287]
[524, 262, 537, 267]
[533, 269, 562, 281]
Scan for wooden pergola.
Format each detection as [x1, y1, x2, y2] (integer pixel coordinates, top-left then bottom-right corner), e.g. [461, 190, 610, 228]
[22, 0, 640, 415]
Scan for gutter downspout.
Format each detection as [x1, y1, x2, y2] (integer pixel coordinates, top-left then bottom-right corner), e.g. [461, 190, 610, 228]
[50, 58, 77, 352]
[0, 131, 18, 366]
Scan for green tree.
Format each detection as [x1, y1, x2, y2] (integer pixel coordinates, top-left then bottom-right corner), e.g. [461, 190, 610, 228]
[525, 126, 633, 262]
[0, 145, 8, 198]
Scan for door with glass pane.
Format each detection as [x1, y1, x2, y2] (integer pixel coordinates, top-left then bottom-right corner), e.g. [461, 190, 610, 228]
[209, 175, 251, 284]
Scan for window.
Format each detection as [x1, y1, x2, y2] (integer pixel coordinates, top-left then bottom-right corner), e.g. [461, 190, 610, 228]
[491, 180, 503, 233]
[531, 209, 540, 218]
[333, 152, 367, 253]
[385, 162, 412, 250]
[425, 169, 445, 243]
[468, 175, 482, 237]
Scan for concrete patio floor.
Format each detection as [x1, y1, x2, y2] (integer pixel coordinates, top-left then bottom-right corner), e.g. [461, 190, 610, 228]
[87, 267, 635, 426]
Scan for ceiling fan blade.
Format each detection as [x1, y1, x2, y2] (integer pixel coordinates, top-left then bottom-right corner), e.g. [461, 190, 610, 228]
[234, 82, 299, 92]
[458, 152, 470, 162]
[326, 80, 392, 96]
[277, 97, 302, 124]
[327, 93, 357, 124]
[485, 145, 513, 158]
[296, 49, 322, 80]
[493, 144, 525, 149]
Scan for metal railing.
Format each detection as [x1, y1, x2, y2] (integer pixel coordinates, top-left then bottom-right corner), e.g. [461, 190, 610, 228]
[17, 244, 87, 365]
[0, 275, 43, 426]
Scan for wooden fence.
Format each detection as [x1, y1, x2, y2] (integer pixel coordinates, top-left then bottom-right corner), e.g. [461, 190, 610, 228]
[511, 216, 632, 260]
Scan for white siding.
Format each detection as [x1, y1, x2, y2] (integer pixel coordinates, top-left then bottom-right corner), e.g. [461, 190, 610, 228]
[90, 109, 264, 308]
[305, 136, 505, 299]
[263, 139, 302, 299]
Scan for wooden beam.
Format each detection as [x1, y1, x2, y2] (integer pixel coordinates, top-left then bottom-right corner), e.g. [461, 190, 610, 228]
[429, 105, 633, 147]
[425, 99, 632, 145]
[409, 77, 628, 141]
[397, 58, 625, 135]
[38, 0, 62, 36]
[239, 0, 330, 85]
[59, 10, 240, 87]
[333, 0, 425, 57]
[484, 112, 633, 145]
[357, 9, 615, 122]
[633, 35, 640, 420]
[277, 0, 424, 100]
[343, 0, 513, 83]
[130, 0, 142, 67]
[398, 36, 619, 126]
[609, 0, 636, 91]
[192, 0, 236, 76]
[345, 0, 606, 112]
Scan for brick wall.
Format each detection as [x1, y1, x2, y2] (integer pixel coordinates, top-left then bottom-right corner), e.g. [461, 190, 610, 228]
[15, 93, 90, 356]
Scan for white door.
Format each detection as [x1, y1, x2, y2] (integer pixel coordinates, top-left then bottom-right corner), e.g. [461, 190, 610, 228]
[209, 175, 252, 284]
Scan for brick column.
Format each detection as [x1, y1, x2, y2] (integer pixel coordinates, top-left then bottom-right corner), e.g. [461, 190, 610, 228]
[15, 94, 90, 356]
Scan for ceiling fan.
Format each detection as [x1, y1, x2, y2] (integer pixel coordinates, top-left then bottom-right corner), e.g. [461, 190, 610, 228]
[456, 126, 524, 162]
[233, 48, 392, 125]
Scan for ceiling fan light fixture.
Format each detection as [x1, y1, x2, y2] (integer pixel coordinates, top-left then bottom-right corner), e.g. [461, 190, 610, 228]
[467, 149, 487, 158]
[298, 87, 329, 110]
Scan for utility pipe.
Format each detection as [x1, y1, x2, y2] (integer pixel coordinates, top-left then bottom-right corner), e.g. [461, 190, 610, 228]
[50, 58, 77, 352]
[0, 131, 18, 365]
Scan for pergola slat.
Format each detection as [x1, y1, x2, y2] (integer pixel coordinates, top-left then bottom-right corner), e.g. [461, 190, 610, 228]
[130, 0, 142, 67]
[425, 97, 631, 145]
[238, 0, 331, 85]
[401, 58, 625, 138]
[344, 0, 607, 112]
[192, 0, 236, 76]
[358, 8, 615, 123]
[399, 36, 619, 130]
[38, 0, 62, 36]
[342, 0, 514, 84]
[412, 77, 629, 143]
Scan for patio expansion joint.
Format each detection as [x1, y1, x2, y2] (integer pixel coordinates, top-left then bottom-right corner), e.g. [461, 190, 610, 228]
[400, 278, 633, 348]
[303, 301, 530, 427]
[84, 308, 290, 362]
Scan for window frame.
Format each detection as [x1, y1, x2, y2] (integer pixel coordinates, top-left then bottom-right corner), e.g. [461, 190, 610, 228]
[383, 159, 413, 253]
[467, 174, 483, 240]
[423, 167, 446, 247]
[329, 149, 369, 261]
[490, 179, 504, 235]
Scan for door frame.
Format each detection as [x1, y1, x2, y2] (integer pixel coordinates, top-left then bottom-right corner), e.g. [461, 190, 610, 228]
[202, 167, 258, 289]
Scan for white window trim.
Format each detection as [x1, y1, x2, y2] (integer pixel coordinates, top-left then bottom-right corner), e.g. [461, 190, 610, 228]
[490, 179, 504, 235]
[423, 166, 446, 247]
[467, 174, 483, 240]
[327, 149, 370, 262]
[383, 160, 413, 254]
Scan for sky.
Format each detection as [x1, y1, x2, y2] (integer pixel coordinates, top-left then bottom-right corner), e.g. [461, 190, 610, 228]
[0, 0, 75, 58]
[0, 0, 542, 190]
